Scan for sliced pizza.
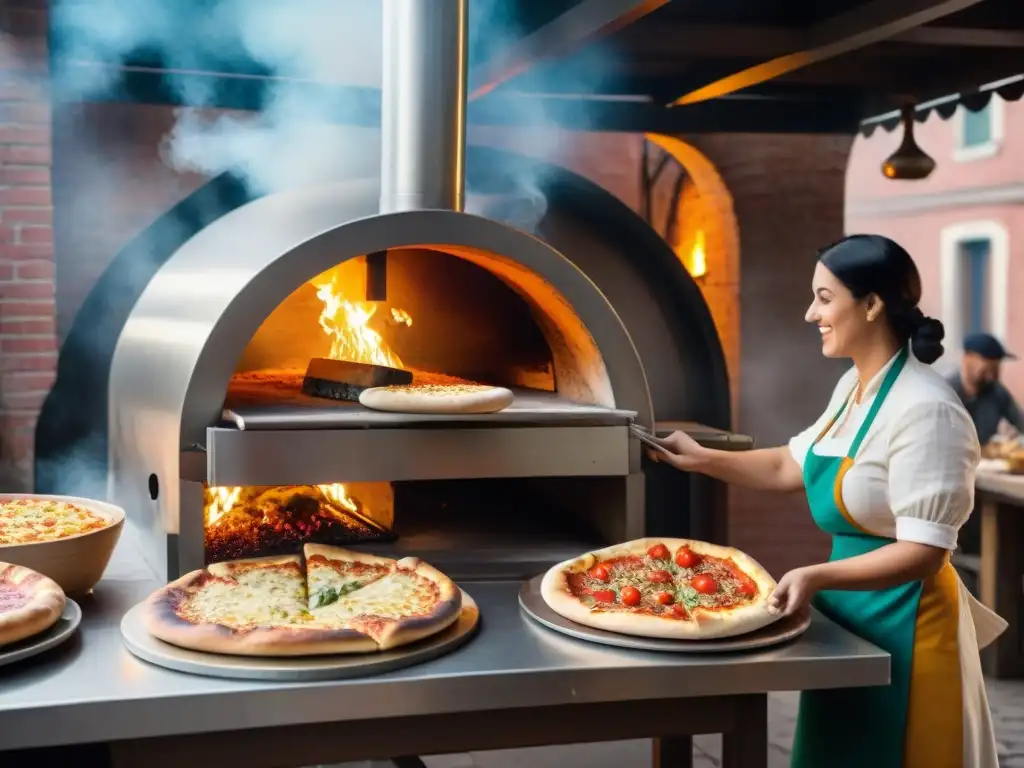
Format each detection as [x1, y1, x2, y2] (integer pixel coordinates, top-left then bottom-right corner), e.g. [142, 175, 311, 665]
[142, 547, 462, 656]
[0, 563, 66, 646]
[540, 538, 779, 640]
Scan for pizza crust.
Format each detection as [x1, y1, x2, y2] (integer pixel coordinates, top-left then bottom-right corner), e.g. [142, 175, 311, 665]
[0, 563, 66, 646]
[143, 549, 463, 657]
[359, 384, 514, 414]
[540, 538, 780, 641]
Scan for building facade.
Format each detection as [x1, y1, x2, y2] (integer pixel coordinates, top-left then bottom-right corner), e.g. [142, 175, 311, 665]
[846, 96, 1024, 396]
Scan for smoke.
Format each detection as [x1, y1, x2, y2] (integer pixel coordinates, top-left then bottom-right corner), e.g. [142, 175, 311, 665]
[52, 0, 385, 194]
[51, 0, 619, 205]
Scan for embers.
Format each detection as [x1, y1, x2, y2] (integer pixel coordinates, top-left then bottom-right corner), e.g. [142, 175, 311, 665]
[203, 483, 395, 563]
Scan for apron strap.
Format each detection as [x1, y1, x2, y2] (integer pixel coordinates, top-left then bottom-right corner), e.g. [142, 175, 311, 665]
[847, 347, 909, 459]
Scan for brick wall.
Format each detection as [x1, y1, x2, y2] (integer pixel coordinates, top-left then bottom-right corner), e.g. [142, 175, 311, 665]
[0, 0, 55, 491]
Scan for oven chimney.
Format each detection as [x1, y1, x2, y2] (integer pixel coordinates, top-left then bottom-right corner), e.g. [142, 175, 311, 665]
[378, 0, 469, 215]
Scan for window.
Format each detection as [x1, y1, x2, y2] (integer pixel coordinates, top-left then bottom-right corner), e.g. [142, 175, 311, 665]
[961, 105, 993, 148]
[940, 221, 1010, 355]
[954, 97, 1004, 161]
[958, 238, 991, 335]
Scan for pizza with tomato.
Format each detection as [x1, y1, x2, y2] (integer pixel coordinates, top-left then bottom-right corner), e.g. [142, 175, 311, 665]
[540, 538, 779, 640]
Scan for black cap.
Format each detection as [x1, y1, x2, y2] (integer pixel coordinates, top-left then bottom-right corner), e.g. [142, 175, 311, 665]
[963, 332, 1016, 361]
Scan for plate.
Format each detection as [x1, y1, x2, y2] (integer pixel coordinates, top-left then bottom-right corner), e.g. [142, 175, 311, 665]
[0, 599, 82, 668]
[121, 589, 480, 681]
[519, 575, 810, 653]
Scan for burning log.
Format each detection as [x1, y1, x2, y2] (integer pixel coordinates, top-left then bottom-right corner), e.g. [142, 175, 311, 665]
[301, 358, 413, 402]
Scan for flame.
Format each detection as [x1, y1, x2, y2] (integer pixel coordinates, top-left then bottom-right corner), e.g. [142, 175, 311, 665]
[390, 308, 412, 327]
[688, 230, 708, 279]
[207, 485, 242, 527]
[313, 271, 409, 369]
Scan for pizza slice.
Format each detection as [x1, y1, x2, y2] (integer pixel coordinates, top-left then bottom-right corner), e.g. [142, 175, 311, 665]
[310, 556, 462, 650]
[541, 538, 779, 640]
[0, 563, 66, 646]
[302, 543, 392, 610]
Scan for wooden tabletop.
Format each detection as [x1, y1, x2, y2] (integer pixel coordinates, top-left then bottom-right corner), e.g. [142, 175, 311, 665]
[976, 470, 1024, 506]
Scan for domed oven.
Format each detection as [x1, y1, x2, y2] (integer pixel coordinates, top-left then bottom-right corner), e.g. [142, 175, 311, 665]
[100, 0, 731, 581]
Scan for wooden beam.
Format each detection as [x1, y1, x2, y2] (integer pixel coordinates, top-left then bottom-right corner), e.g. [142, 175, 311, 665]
[467, 0, 673, 100]
[670, 0, 988, 106]
[621, 23, 1024, 59]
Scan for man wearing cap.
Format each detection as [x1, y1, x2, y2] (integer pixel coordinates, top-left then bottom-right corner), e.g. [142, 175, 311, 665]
[947, 332, 1024, 445]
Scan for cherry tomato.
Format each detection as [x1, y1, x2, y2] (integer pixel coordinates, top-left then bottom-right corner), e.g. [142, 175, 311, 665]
[620, 586, 641, 606]
[647, 543, 670, 560]
[674, 547, 701, 569]
[648, 569, 672, 583]
[592, 589, 616, 603]
[589, 564, 611, 582]
[691, 574, 718, 595]
[737, 580, 757, 597]
[655, 591, 674, 605]
[671, 604, 690, 619]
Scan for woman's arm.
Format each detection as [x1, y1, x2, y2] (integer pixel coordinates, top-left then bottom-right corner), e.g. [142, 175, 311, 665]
[653, 433, 806, 494]
[769, 542, 948, 616]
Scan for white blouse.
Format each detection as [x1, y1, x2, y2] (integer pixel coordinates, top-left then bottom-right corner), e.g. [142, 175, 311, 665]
[788, 351, 980, 550]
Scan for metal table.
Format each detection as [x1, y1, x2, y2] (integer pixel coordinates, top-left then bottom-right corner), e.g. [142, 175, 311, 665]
[976, 471, 1024, 679]
[0, 528, 889, 768]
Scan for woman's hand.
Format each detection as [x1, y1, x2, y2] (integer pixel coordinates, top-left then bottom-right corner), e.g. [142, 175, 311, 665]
[645, 430, 710, 471]
[767, 566, 822, 617]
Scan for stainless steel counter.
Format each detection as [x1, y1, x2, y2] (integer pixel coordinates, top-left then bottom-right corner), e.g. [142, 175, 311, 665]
[0, 527, 889, 754]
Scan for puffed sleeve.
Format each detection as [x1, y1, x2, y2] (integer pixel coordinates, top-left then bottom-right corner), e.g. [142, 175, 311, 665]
[788, 367, 858, 469]
[887, 400, 980, 550]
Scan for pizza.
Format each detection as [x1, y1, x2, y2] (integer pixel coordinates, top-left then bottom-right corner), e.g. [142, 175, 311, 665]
[358, 383, 514, 414]
[0, 498, 110, 546]
[0, 563, 66, 646]
[142, 544, 463, 656]
[540, 538, 779, 640]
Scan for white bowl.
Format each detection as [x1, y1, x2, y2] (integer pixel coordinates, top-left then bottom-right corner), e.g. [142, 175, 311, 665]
[0, 493, 125, 597]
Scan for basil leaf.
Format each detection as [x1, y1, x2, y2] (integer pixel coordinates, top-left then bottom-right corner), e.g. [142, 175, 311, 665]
[313, 586, 340, 608]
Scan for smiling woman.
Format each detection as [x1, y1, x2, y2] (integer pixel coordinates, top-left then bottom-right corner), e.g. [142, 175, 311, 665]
[648, 234, 1006, 768]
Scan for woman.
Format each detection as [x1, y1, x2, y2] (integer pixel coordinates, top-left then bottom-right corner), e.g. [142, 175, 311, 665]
[650, 234, 1006, 768]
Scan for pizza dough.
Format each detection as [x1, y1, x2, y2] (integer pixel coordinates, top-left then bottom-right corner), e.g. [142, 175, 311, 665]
[0, 563, 66, 646]
[540, 538, 779, 640]
[0, 498, 110, 546]
[142, 545, 462, 656]
[358, 384, 514, 415]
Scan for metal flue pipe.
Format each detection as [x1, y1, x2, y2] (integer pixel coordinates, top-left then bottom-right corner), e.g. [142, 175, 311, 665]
[379, 0, 469, 214]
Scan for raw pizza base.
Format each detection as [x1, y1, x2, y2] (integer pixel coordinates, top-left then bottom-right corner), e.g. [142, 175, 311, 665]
[142, 546, 462, 657]
[540, 538, 779, 641]
[0, 563, 66, 646]
[359, 384, 514, 414]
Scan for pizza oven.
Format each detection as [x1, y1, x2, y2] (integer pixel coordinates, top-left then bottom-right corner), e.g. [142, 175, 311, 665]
[94, 0, 731, 582]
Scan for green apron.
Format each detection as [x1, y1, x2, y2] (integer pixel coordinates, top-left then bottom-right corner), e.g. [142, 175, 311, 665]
[791, 348, 921, 768]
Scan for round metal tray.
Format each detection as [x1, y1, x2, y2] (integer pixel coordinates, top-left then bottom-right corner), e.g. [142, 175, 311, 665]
[121, 589, 479, 681]
[0, 599, 82, 668]
[519, 575, 810, 653]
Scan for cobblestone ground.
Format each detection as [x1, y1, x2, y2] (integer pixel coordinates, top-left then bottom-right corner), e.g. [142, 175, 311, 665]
[331, 678, 1024, 767]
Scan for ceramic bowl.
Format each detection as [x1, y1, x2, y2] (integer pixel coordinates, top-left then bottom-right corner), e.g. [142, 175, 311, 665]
[0, 493, 125, 597]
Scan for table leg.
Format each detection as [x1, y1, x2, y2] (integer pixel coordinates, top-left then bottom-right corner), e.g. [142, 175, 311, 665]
[980, 497, 1024, 678]
[652, 736, 693, 768]
[721, 694, 768, 768]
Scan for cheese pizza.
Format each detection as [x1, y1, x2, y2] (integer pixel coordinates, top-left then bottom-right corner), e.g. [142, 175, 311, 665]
[0, 498, 110, 546]
[541, 538, 779, 640]
[142, 544, 462, 656]
[358, 383, 514, 414]
[0, 563, 66, 646]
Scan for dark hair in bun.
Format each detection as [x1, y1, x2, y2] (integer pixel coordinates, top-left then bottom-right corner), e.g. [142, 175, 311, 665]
[817, 234, 945, 364]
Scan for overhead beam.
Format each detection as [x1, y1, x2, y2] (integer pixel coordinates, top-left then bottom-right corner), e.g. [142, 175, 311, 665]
[467, 0, 673, 101]
[622, 23, 1024, 59]
[670, 0, 987, 106]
